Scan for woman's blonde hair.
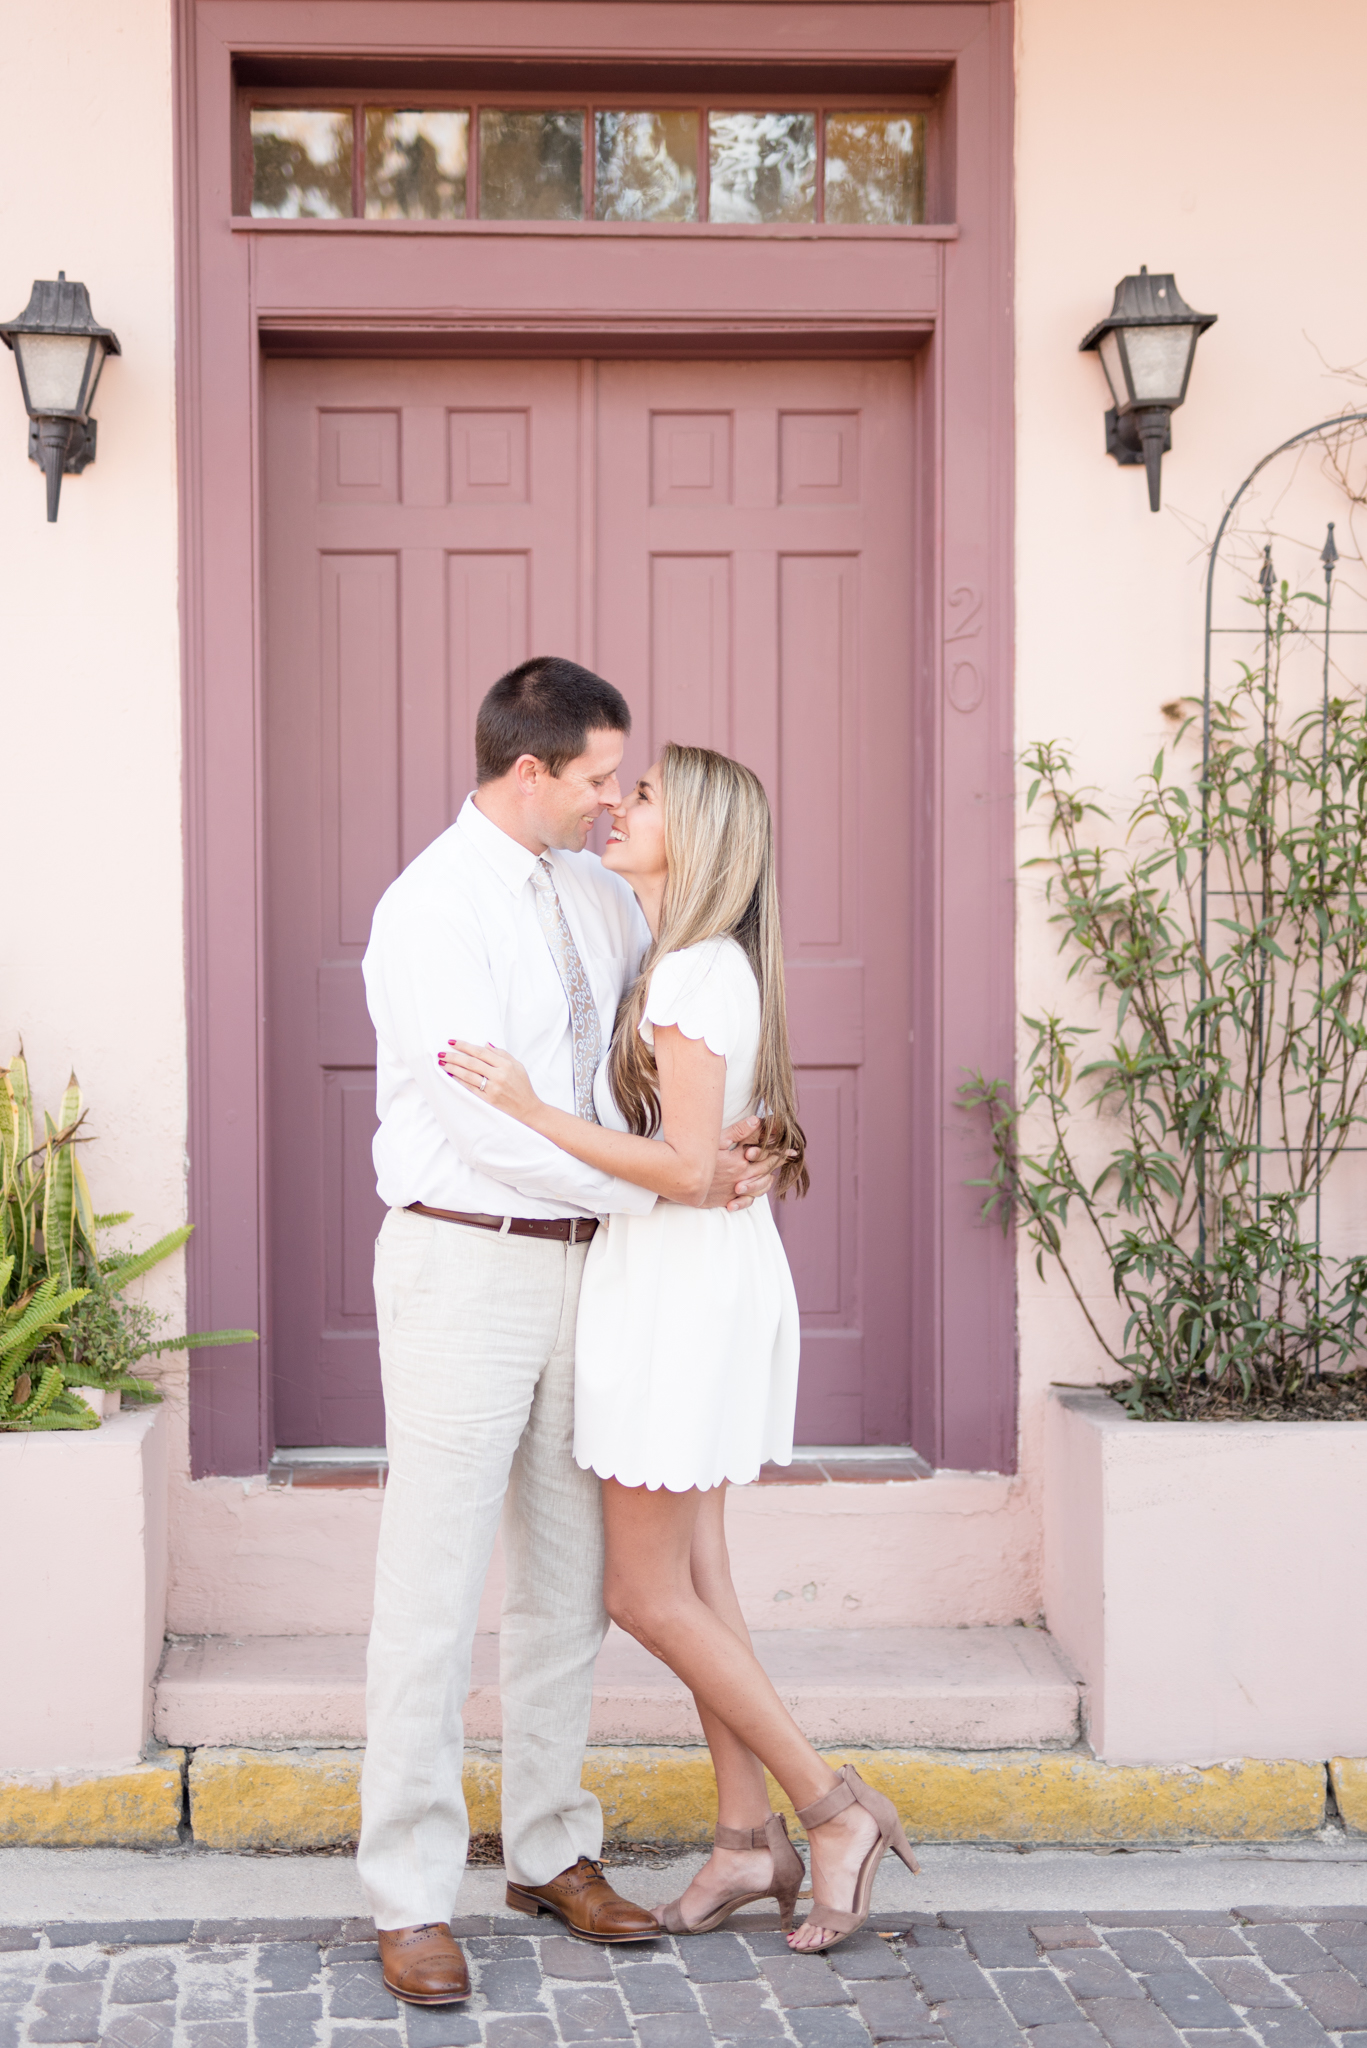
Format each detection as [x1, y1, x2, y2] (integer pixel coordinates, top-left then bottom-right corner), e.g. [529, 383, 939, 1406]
[607, 742, 809, 1197]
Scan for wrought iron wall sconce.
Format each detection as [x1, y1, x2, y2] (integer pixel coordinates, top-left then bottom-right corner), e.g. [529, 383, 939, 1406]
[1080, 267, 1216, 512]
[0, 273, 120, 522]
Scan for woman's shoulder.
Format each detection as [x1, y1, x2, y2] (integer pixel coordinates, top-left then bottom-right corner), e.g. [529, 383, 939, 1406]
[656, 933, 742, 968]
[650, 935, 755, 996]
[642, 936, 757, 1055]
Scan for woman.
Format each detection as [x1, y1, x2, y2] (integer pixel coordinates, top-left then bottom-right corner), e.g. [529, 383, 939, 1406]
[439, 743, 918, 1951]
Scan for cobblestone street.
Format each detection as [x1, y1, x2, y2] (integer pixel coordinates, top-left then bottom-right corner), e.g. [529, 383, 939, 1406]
[5, 1909, 1367, 2048]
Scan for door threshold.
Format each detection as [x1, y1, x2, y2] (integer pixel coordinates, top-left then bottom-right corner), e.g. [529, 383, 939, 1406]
[762, 1446, 932, 1484]
[267, 1445, 387, 1489]
[265, 1443, 931, 1489]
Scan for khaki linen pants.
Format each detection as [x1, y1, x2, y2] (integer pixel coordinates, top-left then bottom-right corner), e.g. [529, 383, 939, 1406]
[357, 1206, 607, 1929]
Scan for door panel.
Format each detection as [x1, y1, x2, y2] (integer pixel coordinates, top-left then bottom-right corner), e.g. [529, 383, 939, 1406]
[265, 355, 914, 1448]
[322, 553, 401, 949]
[778, 551, 856, 949]
[264, 359, 581, 1446]
[651, 555, 732, 748]
[596, 360, 914, 1444]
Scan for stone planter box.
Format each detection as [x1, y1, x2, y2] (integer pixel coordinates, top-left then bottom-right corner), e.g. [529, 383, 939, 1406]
[0, 1405, 168, 1772]
[1043, 1386, 1367, 1764]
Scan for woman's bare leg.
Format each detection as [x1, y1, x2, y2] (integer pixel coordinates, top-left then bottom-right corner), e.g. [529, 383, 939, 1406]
[670, 1486, 779, 1924]
[601, 1478, 881, 1948]
[688, 1487, 770, 1821]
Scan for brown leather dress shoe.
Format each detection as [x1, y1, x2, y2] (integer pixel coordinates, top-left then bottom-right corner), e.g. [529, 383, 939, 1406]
[377, 1924, 471, 2005]
[506, 1856, 660, 1943]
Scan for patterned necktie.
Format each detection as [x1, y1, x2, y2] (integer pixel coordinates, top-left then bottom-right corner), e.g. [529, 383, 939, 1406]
[530, 857, 602, 1123]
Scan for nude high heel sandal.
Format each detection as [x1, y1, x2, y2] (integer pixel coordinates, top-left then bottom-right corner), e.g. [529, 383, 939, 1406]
[658, 1813, 806, 1934]
[793, 1765, 921, 1952]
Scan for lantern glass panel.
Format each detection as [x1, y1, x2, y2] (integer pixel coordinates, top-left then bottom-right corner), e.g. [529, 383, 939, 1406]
[1097, 329, 1127, 410]
[13, 333, 98, 415]
[1122, 323, 1196, 406]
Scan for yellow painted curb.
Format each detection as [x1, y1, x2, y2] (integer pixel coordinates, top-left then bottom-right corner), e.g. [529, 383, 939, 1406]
[0, 1753, 185, 1848]
[820, 1750, 1323, 1844]
[1330, 1757, 1367, 1834]
[189, 1747, 363, 1852]
[586, 1747, 718, 1842]
[183, 1744, 1325, 1851]
[590, 1747, 1324, 1845]
[187, 1748, 502, 1851]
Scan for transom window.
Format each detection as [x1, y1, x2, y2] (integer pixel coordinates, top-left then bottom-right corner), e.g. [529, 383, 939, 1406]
[246, 101, 927, 226]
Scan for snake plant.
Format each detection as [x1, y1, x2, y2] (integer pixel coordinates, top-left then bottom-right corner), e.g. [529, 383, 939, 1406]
[1, 1052, 255, 1431]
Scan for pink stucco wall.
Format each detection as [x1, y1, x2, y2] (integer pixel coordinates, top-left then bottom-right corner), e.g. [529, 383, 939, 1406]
[1, 1, 188, 1771]
[1013, 0, 1367, 1372]
[1, 0, 186, 1364]
[1044, 1390, 1367, 1763]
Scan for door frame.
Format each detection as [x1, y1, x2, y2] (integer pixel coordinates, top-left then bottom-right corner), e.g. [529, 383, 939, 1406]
[175, 0, 1016, 1477]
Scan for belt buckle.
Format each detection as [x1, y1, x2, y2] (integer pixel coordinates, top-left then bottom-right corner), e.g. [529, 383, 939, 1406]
[568, 1218, 579, 1245]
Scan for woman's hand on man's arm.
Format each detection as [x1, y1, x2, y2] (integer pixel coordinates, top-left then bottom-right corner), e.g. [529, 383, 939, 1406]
[706, 1118, 791, 1210]
[438, 1028, 791, 1210]
[440, 1040, 541, 1121]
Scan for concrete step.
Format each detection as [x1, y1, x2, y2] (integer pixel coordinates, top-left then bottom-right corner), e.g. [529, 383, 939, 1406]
[154, 1624, 1080, 1751]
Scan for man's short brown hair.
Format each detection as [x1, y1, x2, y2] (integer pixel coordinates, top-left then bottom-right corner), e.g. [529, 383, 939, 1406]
[475, 656, 631, 783]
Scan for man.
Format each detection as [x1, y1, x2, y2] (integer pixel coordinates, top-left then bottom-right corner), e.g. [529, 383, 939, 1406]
[359, 657, 779, 2004]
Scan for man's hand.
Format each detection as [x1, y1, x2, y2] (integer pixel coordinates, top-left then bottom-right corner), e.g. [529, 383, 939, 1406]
[702, 1116, 794, 1212]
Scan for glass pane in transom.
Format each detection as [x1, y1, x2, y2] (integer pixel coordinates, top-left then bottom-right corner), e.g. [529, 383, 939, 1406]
[251, 109, 354, 218]
[365, 110, 469, 218]
[707, 112, 816, 224]
[595, 112, 699, 221]
[479, 110, 584, 219]
[823, 113, 925, 225]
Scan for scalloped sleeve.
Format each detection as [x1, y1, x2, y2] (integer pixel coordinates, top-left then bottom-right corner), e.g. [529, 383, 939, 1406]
[640, 943, 745, 1061]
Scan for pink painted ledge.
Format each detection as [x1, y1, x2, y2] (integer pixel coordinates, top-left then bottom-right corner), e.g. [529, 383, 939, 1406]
[231, 218, 961, 243]
[154, 1622, 1079, 1752]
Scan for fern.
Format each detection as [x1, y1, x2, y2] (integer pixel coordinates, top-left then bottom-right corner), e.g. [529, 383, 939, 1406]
[100, 1225, 193, 1295]
[11, 1362, 66, 1422]
[1, 1277, 87, 1370]
[149, 1327, 258, 1355]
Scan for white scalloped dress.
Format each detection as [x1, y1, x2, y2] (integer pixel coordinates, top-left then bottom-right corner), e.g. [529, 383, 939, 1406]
[573, 935, 800, 1491]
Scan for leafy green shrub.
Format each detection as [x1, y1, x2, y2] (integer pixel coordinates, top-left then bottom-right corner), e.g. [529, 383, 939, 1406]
[962, 577, 1367, 1417]
[1, 1052, 254, 1431]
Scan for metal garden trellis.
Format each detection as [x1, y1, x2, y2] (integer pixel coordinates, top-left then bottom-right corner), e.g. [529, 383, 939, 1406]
[1199, 410, 1367, 1326]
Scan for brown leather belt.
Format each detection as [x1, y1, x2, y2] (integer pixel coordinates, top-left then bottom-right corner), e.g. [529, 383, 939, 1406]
[406, 1202, 598, 1244]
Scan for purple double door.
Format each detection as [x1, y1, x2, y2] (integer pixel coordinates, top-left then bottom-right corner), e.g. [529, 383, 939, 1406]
[264, 355, 915, 1449]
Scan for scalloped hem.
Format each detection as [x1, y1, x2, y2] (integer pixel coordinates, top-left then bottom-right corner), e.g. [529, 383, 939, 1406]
[575, 1449, 793, 1492]
[639, 1010, 732, 1062]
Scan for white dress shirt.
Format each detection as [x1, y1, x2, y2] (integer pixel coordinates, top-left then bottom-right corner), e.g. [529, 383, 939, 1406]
[364, 796, 657, 1220]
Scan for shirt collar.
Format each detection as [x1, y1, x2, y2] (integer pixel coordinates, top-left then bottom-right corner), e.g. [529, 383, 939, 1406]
[456, 793, 545, 897]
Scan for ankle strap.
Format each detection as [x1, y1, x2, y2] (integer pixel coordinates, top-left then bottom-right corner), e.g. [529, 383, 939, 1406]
[714, 1817, 778, 1851]
[795, 1769, 857, 1832]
